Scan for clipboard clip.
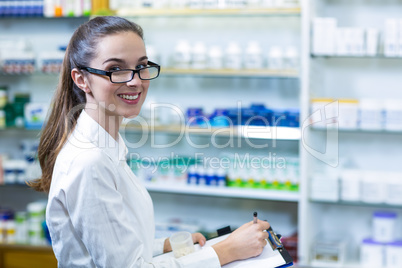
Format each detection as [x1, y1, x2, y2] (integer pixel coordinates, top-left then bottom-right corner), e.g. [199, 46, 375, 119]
[267, 226, 283, 251]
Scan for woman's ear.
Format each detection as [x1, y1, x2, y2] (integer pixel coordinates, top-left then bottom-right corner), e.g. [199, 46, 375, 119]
[71, 68, 91, 93]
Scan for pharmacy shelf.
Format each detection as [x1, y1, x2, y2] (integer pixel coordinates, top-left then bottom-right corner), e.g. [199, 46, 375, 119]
[309, 263, 361, 268]
[310, 199, 402, 209]
[0, 243, 52, 251]
[0, 183, 299, 207]
[0, 72, 36, 76]
[274, 262, 362, 268]
[0, 128, 42, 141]
[122, 125, 301, 140]
[161, 68, 299, 78]
[0, 16, 89, 20]
[117, 8, 301, 17]
[310, 127, 402, 135]
[144, 183, 299, 202]
[0, 184, 31, 188]
[0, 68, 299, 79]
[311, 54, 402, 60]
[0, 68, 300, 78]
[0, 128, 42, 133]
[1, 125, 302, 140]
[0, 243, 56, 268]
[0, 72, 60, 76]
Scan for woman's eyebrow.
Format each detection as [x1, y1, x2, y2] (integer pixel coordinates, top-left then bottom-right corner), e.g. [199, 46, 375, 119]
[103, 58, 125, 65]
[138, 56, 148, 62]
[103, 56, 148, 65]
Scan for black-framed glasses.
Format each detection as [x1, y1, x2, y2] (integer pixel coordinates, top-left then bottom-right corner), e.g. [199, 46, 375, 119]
[79, 61, 160, 83]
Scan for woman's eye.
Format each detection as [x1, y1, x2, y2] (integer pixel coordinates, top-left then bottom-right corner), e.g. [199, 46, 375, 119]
[110, 66, 121, 71]
[136, 64, 147, 69]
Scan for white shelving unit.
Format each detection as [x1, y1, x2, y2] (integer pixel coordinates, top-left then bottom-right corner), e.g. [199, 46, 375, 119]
[299, 0, 402, 267]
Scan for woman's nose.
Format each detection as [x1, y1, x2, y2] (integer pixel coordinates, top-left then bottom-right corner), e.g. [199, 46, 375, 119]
[126, 72, 142, 87]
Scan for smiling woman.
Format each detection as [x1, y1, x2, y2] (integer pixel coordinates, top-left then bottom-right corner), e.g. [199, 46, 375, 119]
[28, 16, 271, 268]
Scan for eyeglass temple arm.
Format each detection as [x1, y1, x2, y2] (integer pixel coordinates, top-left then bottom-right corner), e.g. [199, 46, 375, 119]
[147, 61, 160, 67]
[83, 67, 110, 76]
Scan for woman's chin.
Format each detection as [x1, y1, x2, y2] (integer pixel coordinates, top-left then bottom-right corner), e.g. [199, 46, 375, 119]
[124, 113, 140, 119]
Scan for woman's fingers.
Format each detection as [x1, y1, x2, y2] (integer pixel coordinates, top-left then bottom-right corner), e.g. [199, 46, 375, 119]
[192, 232, 207, 246]
[258, 219, 271, 230]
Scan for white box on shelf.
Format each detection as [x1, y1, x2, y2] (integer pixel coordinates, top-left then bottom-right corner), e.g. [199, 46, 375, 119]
[399, 19, 402, 57]
[339, 169, 361, 202]
[24, 103, 49, 130]
[335, 28, 347, 56]
[372, 211, 397, 243]
[360, 238, 385, 268]
[312, 18, 337, 56]
[312, 18, 326, 55]
[385, 172, 402, 205]
[310, 98, 337, 129]
[324, 18, 337, 56]
[310, 173, 339, 202]
[384, 99, 402, 131]
[366, 28, 379, 56]
[344, 27, 355, 56]
[352, 28, 365, 56]
[384, 18, 399, 57]
[361, 171, 387, 204]
[386, 241, 402, 268]
[338, 99, 359, 130]
[358, 99, 384, 131]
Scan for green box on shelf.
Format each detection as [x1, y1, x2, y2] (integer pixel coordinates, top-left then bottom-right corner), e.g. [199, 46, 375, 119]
[227, 177, 244, 188]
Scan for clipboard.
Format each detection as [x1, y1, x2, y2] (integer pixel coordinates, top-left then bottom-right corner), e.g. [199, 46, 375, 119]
[154, 226, 293, 268]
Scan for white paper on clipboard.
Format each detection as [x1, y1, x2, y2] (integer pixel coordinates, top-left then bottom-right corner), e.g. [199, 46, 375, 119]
[153, 234, 291, 268]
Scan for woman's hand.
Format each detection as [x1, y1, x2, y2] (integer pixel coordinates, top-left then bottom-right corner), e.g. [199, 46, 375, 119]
[192, 232, 207, 247]
[163, 232, 207, 253]
[212, 220, 270, 266]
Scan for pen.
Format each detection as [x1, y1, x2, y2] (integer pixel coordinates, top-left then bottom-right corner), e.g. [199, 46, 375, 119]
[253, 212, 258, 224]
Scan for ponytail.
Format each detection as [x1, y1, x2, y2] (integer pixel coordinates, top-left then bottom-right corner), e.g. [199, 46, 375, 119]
[27, 45, 86, 192]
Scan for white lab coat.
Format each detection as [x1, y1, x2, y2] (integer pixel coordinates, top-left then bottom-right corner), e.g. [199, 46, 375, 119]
[46, 110, 221, 268]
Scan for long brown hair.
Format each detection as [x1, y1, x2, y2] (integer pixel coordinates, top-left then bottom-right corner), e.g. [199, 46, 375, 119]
[28, 16, 144, 192]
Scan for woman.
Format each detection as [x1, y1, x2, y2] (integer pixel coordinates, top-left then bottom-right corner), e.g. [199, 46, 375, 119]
[29, 16, 270, 267]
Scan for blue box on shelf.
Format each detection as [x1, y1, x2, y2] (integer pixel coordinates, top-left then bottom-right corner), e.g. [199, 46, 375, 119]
[209, 108, 231, 128]
[286, 109, 300, 128]
[240, 108, 256, 125]
[186, 107, 207, 127]
[272, 109, 288, 127]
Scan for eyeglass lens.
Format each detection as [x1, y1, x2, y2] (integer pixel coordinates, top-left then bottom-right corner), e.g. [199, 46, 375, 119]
[111, 67, 158, 82]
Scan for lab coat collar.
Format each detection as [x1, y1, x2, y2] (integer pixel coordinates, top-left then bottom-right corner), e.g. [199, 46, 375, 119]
[74, 110, 128, 165]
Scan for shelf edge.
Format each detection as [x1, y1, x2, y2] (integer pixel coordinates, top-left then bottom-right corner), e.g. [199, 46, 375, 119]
[145, 183, 300, 202]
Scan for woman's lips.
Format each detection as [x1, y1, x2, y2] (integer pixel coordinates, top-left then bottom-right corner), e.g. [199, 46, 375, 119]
[117, 93, 141, 104]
